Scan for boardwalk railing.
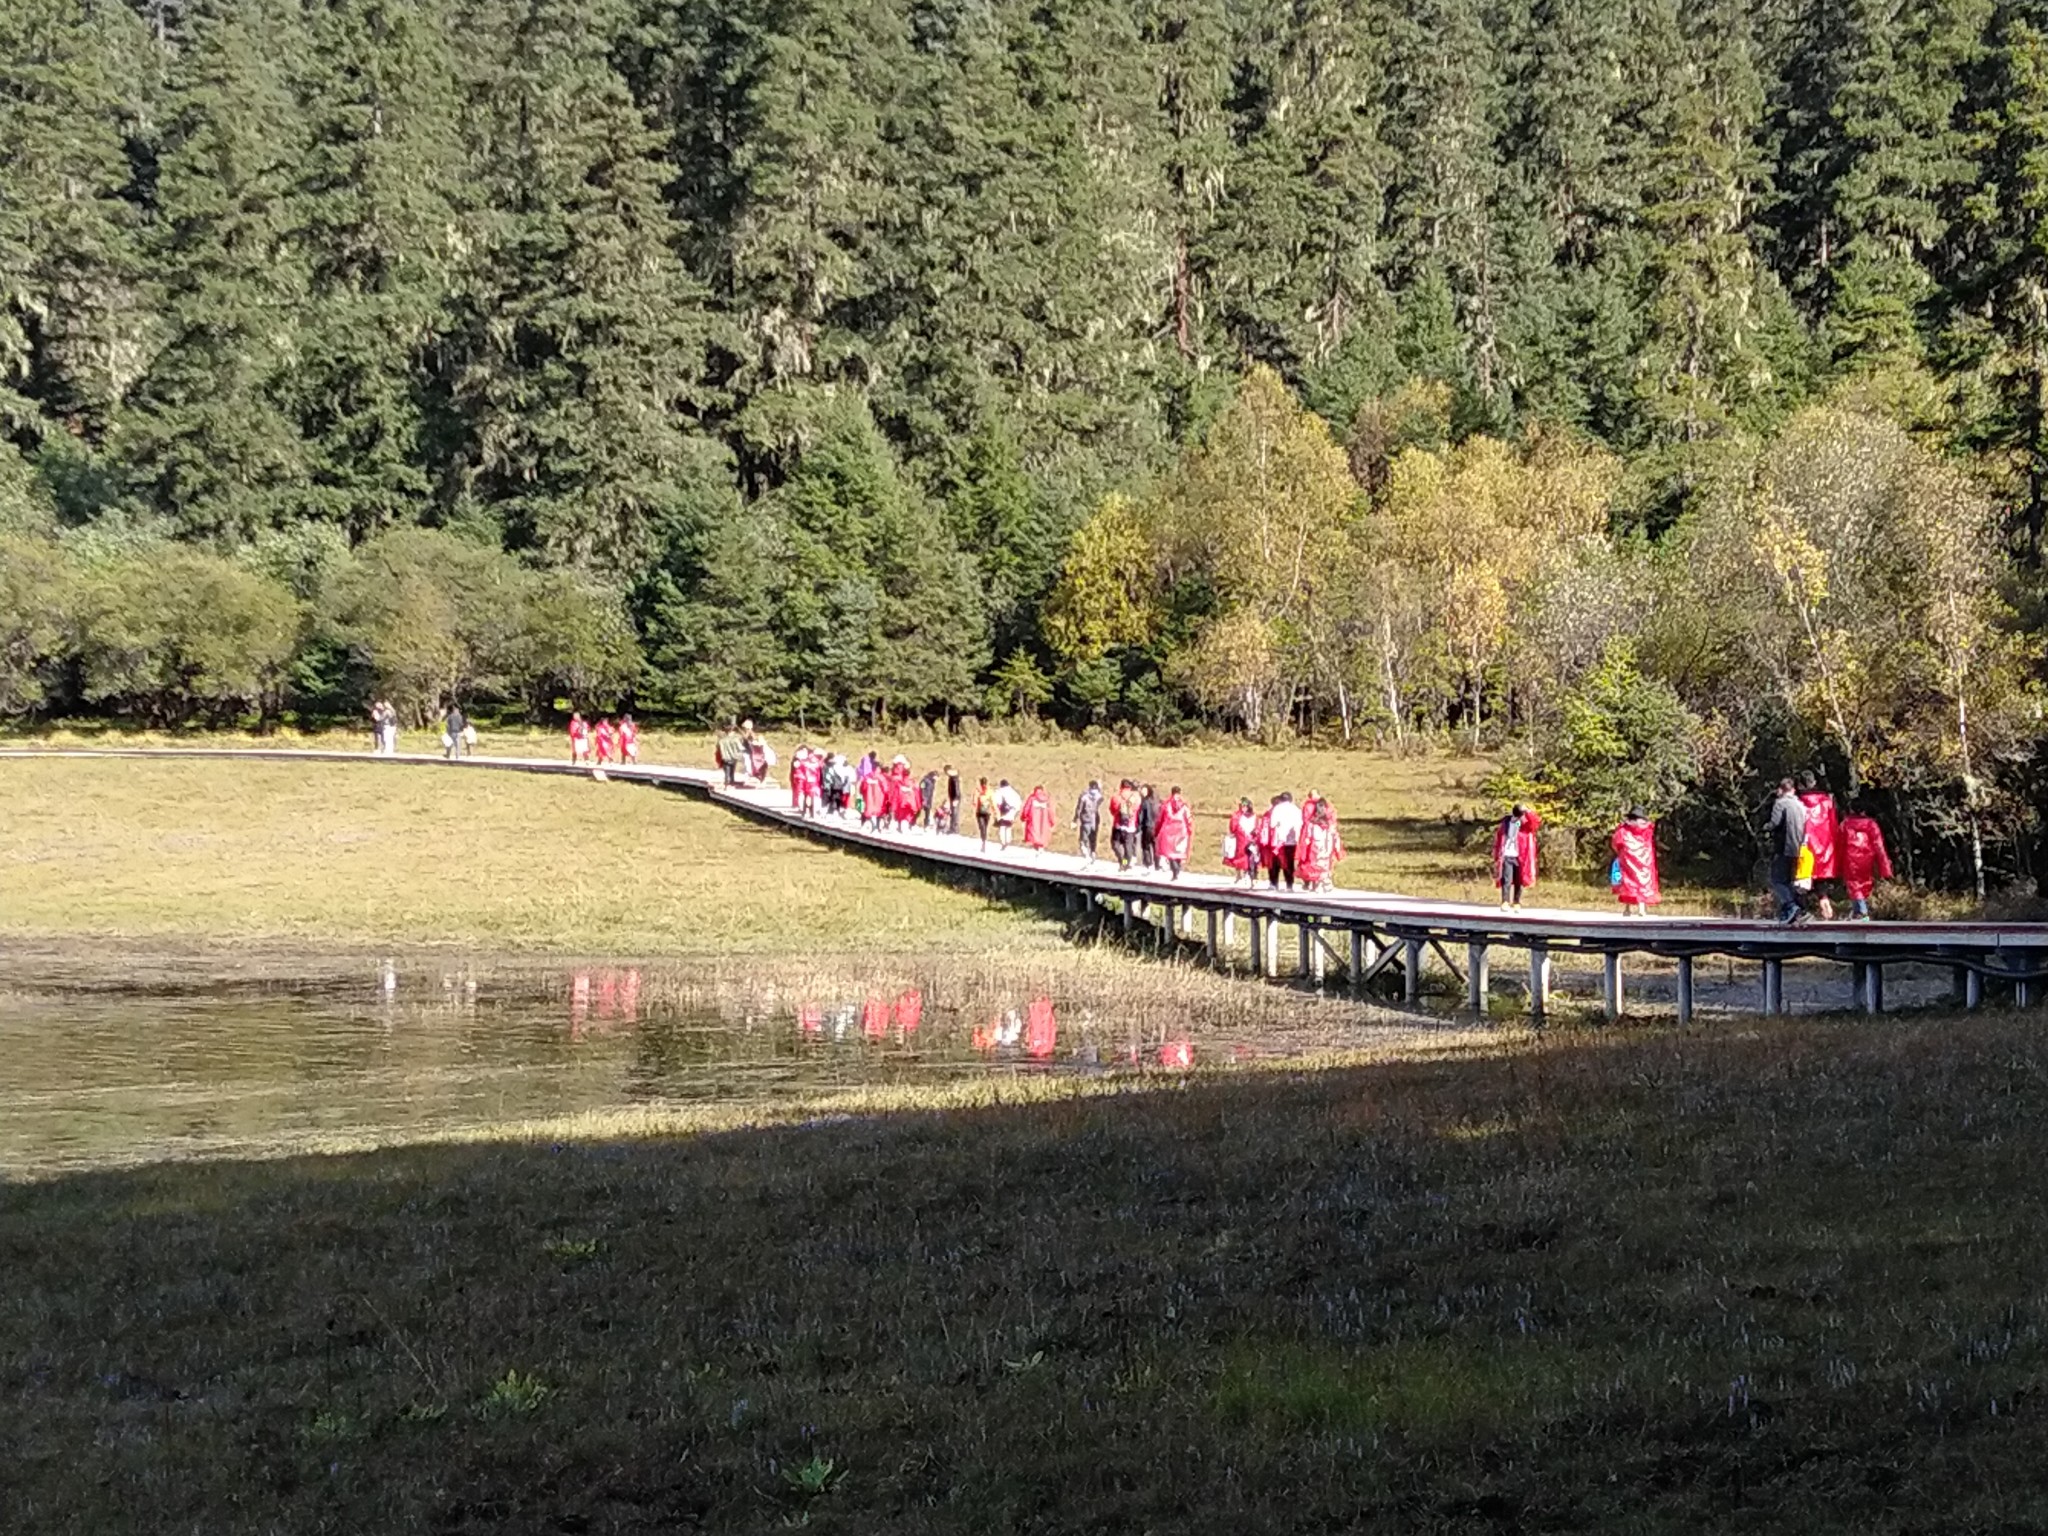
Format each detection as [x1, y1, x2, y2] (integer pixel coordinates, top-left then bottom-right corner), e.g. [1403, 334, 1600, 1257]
[12, 746, 2048, 1022]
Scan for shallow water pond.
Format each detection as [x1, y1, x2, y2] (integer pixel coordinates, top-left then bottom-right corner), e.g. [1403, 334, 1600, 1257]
[0, 948, 1407, 1176]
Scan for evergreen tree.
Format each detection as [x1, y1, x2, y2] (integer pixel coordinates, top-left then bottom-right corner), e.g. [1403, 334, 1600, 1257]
[285, 0, 467, 540]
[0, 0, 148, 445]
[124, 0, 312, 544]
[449, 0, 706, 578]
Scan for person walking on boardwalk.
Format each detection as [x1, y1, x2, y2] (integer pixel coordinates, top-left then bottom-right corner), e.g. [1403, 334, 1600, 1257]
[1224, 797, 1258, 886]
[994, 778, 1023, 848]
[1798, 772, 1841, 920]
[1074, 780, 1104, 864]
[1267, 792, 1303, 889]
[618, 714, 640, 765]
[1252, 796, 1279, 887]
[743, 722, 771, 784]
[918, 767, 939, 831]
[1298, 802, 1342, 892]
[442, 701, 470, 760]
[1837, 799, 1894, 921]
[1611, 806, 1659, 915]
[944, 765, 962, 835]
[893, 762, 921, 832]
[1109, 781, 1138, 870]
[825, 753, 853, 817]
[857, 758, 886, 828]
[1156, 786, 1192, 879]
[1137, 784, 1162, 870]
[1492, 802, 1540, 910]
[1766, 778, 1809, 924]
[1021, 784, 1054, 855]
[594, 716, 617, 766]
[974, 777, 996, 849]
[716, 721, 743, 786]
[568, 711, 591, 764]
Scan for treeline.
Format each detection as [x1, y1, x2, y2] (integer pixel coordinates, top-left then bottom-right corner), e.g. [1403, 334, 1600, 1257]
[5, 0, 2048, 885]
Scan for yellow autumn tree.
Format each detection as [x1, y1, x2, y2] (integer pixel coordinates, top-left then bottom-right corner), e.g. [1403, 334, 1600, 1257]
[1150, 364, 1362, 732]
[1373, 431, 1619, 745]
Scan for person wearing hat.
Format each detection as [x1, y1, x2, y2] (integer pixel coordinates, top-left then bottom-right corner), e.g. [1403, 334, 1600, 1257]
[1610, 806, 1659, 916]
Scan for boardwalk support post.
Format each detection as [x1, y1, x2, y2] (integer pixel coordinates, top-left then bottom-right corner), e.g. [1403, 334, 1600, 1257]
[1205, 908, 1219, 967]
[1248, 914, 1265, 977]
[1763, 958, 1784, 1015]
[1676, 955, 1696, 1025]
[1403, 938, 1424, 1004]
[1529, 945, 1552, 1021]
[1965, 966, 1983, 1010]
[1298, 924, 1313, 982]
[1862, 961, 1884, 1015]
[1466, 943, 1489, 1015]
[1265, 918, 1282, 978]
[1349, 929, 1365, 989]
[1602, 952, 1623, 1021]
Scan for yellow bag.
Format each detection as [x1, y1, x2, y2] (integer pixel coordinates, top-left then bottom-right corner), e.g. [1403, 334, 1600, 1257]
[1793, 843, 1815, 889]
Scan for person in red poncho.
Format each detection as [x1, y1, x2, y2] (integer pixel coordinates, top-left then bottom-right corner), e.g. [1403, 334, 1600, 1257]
[893, 769, 921, 831]
[857, 762, 885, 828]
[1836, 798, 1894, 921]
[567, 712, 590, 764]
[1298, 803, 1343, 891]
[1224, 797, 1259, 886]
[1610, 806, 1660, 915]
[1156, 786, 1193, 879]
[593, 717, 616, 765]
[1492, 804, 1541, 910]
[617, 714, 640, 764]
[1020, 785, 1054, 853]
[1798, 771, 1842, 920]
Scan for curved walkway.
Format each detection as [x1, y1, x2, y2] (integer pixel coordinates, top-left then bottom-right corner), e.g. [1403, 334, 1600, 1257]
[9, 745, 2044, 1018]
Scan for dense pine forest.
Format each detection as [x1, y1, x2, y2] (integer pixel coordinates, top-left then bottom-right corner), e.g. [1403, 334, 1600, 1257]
[8, 0, 2048, 885]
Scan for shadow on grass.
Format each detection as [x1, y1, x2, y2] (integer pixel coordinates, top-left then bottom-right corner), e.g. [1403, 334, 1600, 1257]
[7, 1018, 2048, 1534]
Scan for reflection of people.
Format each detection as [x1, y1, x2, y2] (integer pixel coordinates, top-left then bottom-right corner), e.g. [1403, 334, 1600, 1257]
[1024, 997, 1057, 1059]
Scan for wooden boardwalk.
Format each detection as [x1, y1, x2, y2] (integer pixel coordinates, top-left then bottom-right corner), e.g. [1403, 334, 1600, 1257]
[14, 745, 2048, 1021]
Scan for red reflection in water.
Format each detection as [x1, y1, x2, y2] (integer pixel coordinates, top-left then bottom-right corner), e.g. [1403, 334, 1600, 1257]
[569, 969, 643, 1042]
[1157, 1039, 1194, 1070]
[798, 1004, 823, 1037]
[894, 988, 923, 1037]
[861, 996, 888, 1040]
[1024, 997, 1057, 1059]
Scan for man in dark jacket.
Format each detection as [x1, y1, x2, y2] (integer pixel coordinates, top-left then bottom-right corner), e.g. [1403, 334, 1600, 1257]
[1073, 780, 1104, 865]
[1767, 777, 1809, 924]
[1137, 784, 1162, 871]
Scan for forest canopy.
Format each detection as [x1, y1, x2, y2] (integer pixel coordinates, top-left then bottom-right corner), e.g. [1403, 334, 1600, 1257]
[5, 0, 2048, 889]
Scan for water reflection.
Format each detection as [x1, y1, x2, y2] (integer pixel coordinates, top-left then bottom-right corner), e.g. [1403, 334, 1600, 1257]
[0, 955, 1364, 1176]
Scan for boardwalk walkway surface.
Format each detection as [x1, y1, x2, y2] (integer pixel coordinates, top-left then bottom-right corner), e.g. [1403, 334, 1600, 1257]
[10, 745, 2048, 1021]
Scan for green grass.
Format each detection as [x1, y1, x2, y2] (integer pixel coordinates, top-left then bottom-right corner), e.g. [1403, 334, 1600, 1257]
[0, 755, 1059, 952]
[5, 1013, 2047, 1532]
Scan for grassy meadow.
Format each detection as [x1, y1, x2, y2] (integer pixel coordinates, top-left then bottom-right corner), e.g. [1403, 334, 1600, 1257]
[0, 754, 1059, 954]
[6, 1012, 2047, 1533]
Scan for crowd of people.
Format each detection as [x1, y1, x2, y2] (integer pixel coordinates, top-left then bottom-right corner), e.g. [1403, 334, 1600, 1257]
[1483, 772, 1894, 923]
[764, 748, 1350, 891]
[537, 712, 1902, 922]
[567, 711, 642, 768]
